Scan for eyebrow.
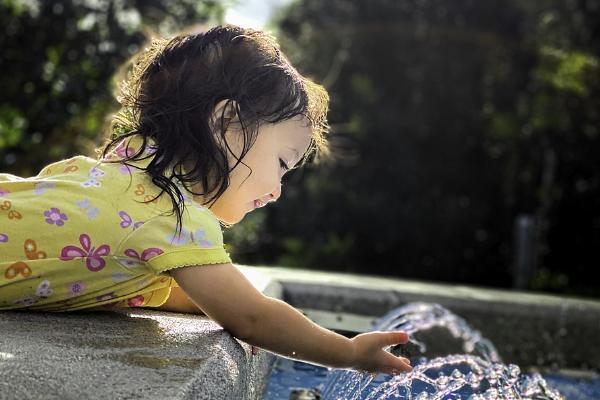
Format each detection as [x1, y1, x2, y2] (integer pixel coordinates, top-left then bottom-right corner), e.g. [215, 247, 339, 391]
[287, 147, 300, 163]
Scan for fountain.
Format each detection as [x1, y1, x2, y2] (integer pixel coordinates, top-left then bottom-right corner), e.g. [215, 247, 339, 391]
[318, 303, 564, 399]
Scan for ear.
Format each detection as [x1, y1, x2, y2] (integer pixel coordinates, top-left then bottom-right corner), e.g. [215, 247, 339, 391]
[210, 99, 238, 135]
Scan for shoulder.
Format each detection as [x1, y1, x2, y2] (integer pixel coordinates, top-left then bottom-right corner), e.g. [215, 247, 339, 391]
[35, 155, 98, 178]
[114, 201, 231, 274]
[126, 201, 225, 248]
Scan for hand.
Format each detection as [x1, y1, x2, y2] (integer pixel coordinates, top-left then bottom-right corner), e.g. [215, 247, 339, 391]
[349, 331, 413, 375]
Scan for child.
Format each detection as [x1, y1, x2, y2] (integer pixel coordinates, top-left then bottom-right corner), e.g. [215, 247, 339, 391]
[0, 24, 412, 375]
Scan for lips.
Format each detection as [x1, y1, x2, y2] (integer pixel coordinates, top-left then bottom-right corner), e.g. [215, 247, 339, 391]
[254, 199, 264, 209]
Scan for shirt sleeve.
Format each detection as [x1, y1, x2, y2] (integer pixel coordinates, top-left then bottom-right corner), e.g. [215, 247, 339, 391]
[114, 203, 232, 274]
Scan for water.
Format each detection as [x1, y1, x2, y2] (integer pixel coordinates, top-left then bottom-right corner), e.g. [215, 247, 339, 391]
[264, 302, 599, 399]
[265, 359, 599, 399]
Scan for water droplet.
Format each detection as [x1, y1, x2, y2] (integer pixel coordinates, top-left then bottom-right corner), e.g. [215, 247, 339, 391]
[415, 392, 431, 400]
[451, 368, 464, 380]
[436, 373, 449, 389]
[508, 364, 520, 377]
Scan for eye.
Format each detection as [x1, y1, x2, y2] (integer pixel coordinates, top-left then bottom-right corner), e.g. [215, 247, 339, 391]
[279, 158, 289, 172]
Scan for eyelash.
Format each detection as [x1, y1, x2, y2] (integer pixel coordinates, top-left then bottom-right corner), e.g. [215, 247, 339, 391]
[279, 158, 289, 172]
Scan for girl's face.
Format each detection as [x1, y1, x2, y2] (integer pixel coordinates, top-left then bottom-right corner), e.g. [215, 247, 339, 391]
[191, 104, 312, 224]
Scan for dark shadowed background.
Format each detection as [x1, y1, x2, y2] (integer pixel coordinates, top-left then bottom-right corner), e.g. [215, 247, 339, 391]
[1, 0, 598, 298]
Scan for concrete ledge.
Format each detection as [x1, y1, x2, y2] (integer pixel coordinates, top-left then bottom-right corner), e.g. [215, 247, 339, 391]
[0, 308, 275, 399]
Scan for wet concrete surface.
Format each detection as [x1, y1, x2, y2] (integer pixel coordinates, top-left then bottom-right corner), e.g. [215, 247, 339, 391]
[0, 308, 275, 399]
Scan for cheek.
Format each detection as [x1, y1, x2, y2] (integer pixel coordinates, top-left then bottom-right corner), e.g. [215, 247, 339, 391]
[243, 174, 277, 202]
[225, 168, 260, 200]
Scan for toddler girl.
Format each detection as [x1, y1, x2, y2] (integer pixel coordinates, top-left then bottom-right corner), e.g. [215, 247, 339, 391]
[0, 24, 412, 375]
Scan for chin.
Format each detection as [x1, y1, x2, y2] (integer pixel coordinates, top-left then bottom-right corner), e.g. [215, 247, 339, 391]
[220, 212, 246, 225]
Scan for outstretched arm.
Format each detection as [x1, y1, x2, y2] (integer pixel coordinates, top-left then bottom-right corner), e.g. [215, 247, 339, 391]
[155, 285, 205, 315]
[166, 263, 412, 374]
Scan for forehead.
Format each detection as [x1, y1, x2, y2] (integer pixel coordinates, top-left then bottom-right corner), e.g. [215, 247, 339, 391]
[273, 115, 312, 141]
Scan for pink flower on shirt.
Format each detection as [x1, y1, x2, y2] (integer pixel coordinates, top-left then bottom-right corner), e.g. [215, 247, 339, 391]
[44, 207, 68, 226]
[60, 233, 110, 272]
[127, 295, 145, 307]
[116, 145, 136, 158]
[123, 247, 164, 262]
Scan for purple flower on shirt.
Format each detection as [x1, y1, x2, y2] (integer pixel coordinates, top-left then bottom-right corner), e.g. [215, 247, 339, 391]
[68, 281, 86, 297]
[44, 207, 68, 226]
[118, 164, 132, 175]
[13, 296, 36, 307]
[34, 181, 55, 195]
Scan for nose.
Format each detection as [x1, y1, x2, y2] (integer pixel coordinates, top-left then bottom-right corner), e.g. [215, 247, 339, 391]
[263, 184, 282, 204]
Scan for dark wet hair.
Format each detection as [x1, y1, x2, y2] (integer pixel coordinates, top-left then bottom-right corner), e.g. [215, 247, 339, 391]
[96, 24, 330, 234]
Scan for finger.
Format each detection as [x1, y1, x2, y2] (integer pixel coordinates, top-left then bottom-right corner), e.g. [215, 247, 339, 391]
[383, 360, 413, 374]
[385, 364, 412, 375]
[383, 351, 413, 373]
[376, 331, 409, 346]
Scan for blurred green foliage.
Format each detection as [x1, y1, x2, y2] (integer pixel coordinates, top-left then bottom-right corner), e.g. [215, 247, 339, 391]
[2, 0, 599, 298]
[0, 0, 228, 176]
[245, 0, 599, 297]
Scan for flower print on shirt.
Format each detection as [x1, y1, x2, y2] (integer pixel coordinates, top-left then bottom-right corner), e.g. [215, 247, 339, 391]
[0, 186, 9, 197]
[12, 280, 53, 307]
[80, 166, 105, 188]
[59, 233, 111, 272]
[134, 184, 145, 196]
[181, 193, 209, 211]
[120, 247, 164, 268]
[115, 143, 136, 158]
[118, 210, 144, 230]
[191, 230, 213, 247]
[62, 159, 79, 173]
[75, 198, 100, 220]
[135, 276, 153, 289]
[13, 296, 36, 307]
[5, 261, 32, 279]
[4, 239, 46, 280]
[166, 228, 214, 248]
[24, 239, 46, 259]
[0, 199, 22, 220]
[34, 181, 54, 195]
[133, 183, 159, 206]
[118, 164, 132, 175]
[0, 233, 7, 243]
[127, 295, 145, 307]
[36, 280, 53, 297]
[100, 140, 139, 176]
[67, 281, 86, 297]
[44, 207, 68, 227]
[111, 272, 129, 282]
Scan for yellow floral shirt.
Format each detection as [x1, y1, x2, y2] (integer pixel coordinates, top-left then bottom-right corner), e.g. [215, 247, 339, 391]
[0, 136, 231, 312]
